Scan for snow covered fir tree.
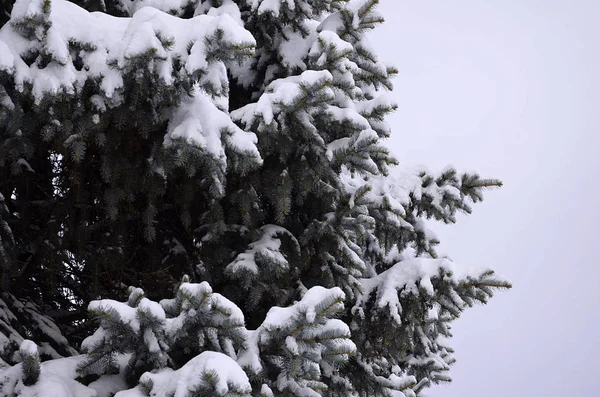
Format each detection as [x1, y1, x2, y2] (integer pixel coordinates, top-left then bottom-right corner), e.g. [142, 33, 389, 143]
[0, 0, 511, 395]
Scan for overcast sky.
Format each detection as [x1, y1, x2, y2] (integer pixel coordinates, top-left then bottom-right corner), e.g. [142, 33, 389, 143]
[371, 1, 600, 396]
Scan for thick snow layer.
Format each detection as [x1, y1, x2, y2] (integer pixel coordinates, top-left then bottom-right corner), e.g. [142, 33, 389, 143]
[0, 0, 255, 102]
[88, 374, 128, 397]
[18, 340, 38, 357]
[86, 300, 140, 334]
[340, 167, 418, 218]
[9, 375, 95, 397]
[252, 0, 296, 17]
[317, 11, 346, 34]
[165, 281, 246, 343]
[0, 354, 133, 396]
[137, 298, 166, 321]
[278, 21, 319, 70]
[174, 351, 249, 396]
[238, 286, 356, 379]
[165, 87, 261, 164]
[232, 70, 334, 126]
[316, 0, 384, 40]
[178, 280, 213, 300]
[106, 0, 246, 37]
[357, 258, 495, 323]
[0, 356, 96, 397]
[201, 0, 244, 26]
[114, 352, 250, 397]
[235, 330, 260, 374]
[313, 30, 353, 55]
[264, 286, 345, 328]
[116, 0, 186, 15]
[225, 225, 294, 275]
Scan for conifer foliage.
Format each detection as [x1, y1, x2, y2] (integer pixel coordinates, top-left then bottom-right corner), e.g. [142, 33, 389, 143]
[0, 0, 510, 396]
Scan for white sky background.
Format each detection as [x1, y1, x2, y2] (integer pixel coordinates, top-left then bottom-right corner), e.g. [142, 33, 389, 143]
[371, 1, 600, 396]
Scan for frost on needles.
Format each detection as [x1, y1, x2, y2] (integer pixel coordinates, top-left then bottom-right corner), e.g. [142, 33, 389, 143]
[0, 0, 510, 396]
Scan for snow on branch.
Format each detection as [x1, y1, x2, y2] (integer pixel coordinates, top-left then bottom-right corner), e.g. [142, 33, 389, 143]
[165, 86, 262, 168]
[238, 286, 356, 395]
[356, 257, 511, 324]
[225, 224, 297, 277]
[115, 351, 251, 397]
[232, 70, 335, 127]
[0, 0, 255, 103]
